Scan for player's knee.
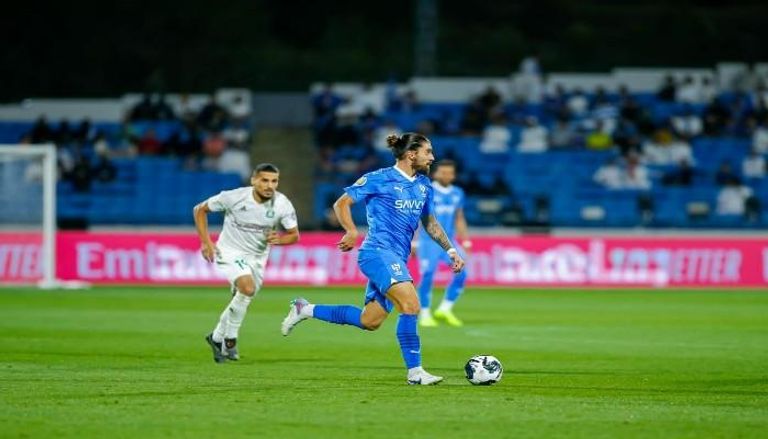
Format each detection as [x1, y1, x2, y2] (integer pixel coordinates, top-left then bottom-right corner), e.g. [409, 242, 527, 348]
[235, 281, 257, 296]
[400, 301, 420, 315]
[362, 320, 382, 331]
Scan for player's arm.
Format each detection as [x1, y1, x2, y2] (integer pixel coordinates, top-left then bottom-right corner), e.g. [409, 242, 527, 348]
[267, 227, 300, 245]
[454, 208, 471, 252]
[421, 213, 465, 273]
[193, 201, 217, 262]
[333, 193, 359, 252]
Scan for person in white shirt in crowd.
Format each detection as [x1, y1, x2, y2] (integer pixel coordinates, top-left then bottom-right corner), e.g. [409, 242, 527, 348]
[549, 118, 576, 149]
[479, 114, 512, 153]
[593, 157, 624, 189]
[671, 105, 704, 138]
[516, 116, 549, 153]
[717, 180, 754, 215]
[591, 89, 619, 134]
[517, 53, 543, 104]
[623, 153, 651, 190]
[372, 120, 403, 152]
[676, 76, 701, 104]
[341, 83, 385, 116]
[752, 116, 768, 153]
[567, 88, 589, 118]
[742, 148, 766, 178]
[643, 128, 695, 166]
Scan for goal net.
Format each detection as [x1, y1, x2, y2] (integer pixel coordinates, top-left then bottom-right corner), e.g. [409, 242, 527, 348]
[0, 144, 82, 288]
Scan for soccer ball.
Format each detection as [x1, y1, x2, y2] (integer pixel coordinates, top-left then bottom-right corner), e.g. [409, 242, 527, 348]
[464, 355, 503, 385]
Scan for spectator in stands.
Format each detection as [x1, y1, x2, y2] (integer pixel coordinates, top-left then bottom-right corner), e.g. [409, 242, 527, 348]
[217, 147, 252, 183]
[347, 83, 385, 116]
[517, 53, 543, 103]
[715, 161, 740, 186]
[623, 153, 651, 190]
[478, 86, 503, 118]
[716, 180, 753, 215]
[177, 93, 198, 124]
[517, 116, 549, 153]
[137, 128, 163, 155]
[197, 94, 229, 132]
[129, 93, 156, 121]
[154, 94, 176, 121]
[56, 119, 74, 146]
[593, 157, 623, 189]
[92, 148, 117, 183]
[544, 84, 569, 120]
[461, 100, 486, 136]
[398, 89, 421, 113]
[612, 119, 642, 156]
[742, 148, 766, 178]
[230, 94, 251, 125]
[591, 91, 619, 133]
[372, 120, 402, 152]
[657, 74, 676, 102]
[73, 119, 95, 145]
[202, 131, 226, 161]
[753, 115, 768, 153]
[567, 88, 589, 118]
[703, 97, 731, 136]
[549, 117, 577, 149]
[676, 76, 700, 104]
[585, 120, 613, 150]
[29, 116, 53, 143]
[68, 154, 92, 193]
[223, 118, 251, 150]
[671, 105, 703, 139]
[662, 159, 694, 186]
[480, 114, 512, 153]
[643, 128, 694, 165]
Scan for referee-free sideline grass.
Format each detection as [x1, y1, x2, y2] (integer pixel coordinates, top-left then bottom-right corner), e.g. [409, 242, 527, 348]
[0, 286, 766, 439]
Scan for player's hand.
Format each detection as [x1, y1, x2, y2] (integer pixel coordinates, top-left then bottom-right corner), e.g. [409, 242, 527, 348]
[266, 231, 281, 245]
[337, 230, 359, 252]
[449, 251, 465, 273]
[200, 242, 218, 263]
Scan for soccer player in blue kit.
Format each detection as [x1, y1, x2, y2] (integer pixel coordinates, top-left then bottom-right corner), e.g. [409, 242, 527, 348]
[281, 133, 465, 385]
[415, 160, 471, 328]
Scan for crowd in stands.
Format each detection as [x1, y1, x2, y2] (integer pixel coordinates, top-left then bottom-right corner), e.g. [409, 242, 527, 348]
[310, 65, 768, 226]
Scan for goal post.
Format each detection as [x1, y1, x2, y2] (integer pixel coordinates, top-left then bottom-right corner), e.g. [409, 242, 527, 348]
[0, 144, 87, 289]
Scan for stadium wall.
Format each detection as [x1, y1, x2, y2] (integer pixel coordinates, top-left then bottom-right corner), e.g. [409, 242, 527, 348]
[2, 231, 767, 288]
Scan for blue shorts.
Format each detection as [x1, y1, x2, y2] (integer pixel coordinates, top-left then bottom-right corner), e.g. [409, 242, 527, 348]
[359, 248, 413, 313]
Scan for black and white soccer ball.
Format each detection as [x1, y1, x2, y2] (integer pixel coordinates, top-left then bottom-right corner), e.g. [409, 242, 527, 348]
[464, 355, 503, 385]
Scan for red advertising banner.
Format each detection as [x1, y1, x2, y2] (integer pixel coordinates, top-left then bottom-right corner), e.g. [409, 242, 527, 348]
[1, 231, 767, 287]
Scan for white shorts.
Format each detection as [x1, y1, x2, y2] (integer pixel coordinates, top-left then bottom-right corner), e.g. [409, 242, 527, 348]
[214, 251, 268, 293]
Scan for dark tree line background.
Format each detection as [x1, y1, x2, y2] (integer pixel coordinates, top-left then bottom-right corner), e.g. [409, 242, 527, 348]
[2, 0, 767, 101]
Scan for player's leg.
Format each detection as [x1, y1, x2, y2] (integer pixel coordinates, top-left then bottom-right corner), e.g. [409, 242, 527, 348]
[208, 254, 260, 362]
[434, 250, 468, 327]
[416, 254, 440, 327]
[386, 282, 443, 385]
[281, 282, 389, 335]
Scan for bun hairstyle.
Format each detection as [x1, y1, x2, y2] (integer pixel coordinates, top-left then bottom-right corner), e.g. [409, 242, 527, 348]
[386, 132, 430, 159]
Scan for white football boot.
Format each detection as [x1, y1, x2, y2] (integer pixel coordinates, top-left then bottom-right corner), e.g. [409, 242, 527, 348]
[281, 297, 311, 336]
[407, 368, 444, 385]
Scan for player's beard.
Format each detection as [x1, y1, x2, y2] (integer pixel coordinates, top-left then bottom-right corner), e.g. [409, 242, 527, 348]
[254, 188, 274, 201]
[415, 161, 432, 174]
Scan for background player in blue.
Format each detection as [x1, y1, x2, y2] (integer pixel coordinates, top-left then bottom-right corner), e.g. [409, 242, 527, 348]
[415, 160, 471, 328]
[281, 133, 465, 385]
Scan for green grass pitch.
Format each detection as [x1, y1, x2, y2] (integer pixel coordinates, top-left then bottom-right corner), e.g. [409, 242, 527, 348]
[1, 286, 766, 438]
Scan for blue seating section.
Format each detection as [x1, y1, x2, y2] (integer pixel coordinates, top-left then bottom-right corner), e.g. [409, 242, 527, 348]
[56, 157, 241, 225]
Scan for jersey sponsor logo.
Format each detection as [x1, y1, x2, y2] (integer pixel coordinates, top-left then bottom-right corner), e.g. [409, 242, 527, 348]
[354, 176, 367, 186]
[394, 199, 425, 210]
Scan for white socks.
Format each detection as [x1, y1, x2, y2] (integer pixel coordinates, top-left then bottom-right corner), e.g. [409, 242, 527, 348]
[437, 300, 454, 313]
[213, 292, 253, 342]
[419, 309, 433, 319]
[407, 366, 425, 378]
[303, 303, 315, 317]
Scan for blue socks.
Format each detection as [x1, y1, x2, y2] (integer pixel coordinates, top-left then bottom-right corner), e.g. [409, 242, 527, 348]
[444, 269, 467, 302]
[396, 314, 421, 369]
[313, 305, 364, 329]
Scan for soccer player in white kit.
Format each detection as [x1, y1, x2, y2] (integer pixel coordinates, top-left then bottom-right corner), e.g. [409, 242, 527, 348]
[193, 163, 299, 363]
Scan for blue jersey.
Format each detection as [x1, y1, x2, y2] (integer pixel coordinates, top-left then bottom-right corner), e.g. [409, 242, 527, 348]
[418, 183, 464, 248]
[344, 166, 434, 261]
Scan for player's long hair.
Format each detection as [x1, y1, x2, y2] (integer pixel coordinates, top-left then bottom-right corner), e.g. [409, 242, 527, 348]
[386, 132, 430, 159]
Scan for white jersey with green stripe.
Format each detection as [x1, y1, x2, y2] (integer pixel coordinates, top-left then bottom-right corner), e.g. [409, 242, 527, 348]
[206, 187, 297, 255]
